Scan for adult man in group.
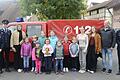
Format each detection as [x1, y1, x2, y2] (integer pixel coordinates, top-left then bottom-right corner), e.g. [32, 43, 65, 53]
[100, 20, 116, 74]
[0, 20, 11, 73]
[116, 29, 120, 75]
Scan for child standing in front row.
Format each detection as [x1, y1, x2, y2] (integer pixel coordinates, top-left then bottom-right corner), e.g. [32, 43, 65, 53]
[32, 41, 42, 74]
[31, 35, 38, 72]
[21, 37, 32, 72]
[42, 39, 54, 74]
[55, 40, 64, 75]
[69, 36, 79, 71]
[62, 35, 71, 72]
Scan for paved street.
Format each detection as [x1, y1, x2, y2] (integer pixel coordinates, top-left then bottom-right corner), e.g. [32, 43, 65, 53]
[0, 48, 120, 80]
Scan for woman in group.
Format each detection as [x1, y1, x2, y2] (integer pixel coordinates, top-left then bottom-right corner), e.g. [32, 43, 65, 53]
[11, 24, 26, 72]
[77, 27, 89, 73]
[86, 26, 101, 74]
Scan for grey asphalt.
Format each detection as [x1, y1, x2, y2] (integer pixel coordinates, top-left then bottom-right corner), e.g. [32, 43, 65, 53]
[0, 48, 120, 80]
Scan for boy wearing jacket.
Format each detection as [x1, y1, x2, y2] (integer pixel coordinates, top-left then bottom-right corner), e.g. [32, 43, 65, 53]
[55, 40, 64, 75]
[69, 37, 79, 71]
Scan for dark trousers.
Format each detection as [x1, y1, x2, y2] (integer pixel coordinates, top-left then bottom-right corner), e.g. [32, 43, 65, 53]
[86, 45, 97, 72]
[44, 56, 52, 72]
[0, 52, 4, 71]
[14, 45, 23, 70]
[117, 46, 120, 72]
[63, 55, 69, 68]
[2, 48, 10, 70]
[71, 57, 78, 69]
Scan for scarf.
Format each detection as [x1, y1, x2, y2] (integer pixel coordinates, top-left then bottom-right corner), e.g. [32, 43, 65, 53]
[18, 30, 23, 42]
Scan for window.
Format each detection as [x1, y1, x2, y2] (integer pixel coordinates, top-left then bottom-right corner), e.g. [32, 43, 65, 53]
[99, 8, 104, 13]
[8, 25, 17, 33]
[26, 24, 42, 37]
[97, 10, 99, 14]
[91, 10, 97, 15]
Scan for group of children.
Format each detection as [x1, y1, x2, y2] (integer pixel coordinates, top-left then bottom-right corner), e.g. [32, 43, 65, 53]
[20, 30, 84, 75]
[20, 28, 101, 75]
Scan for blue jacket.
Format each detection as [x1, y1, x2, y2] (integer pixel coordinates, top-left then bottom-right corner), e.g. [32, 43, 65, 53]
[38, 36, 46, 48]
[69, 43, 79, 57]
[49, 36, 58, 50]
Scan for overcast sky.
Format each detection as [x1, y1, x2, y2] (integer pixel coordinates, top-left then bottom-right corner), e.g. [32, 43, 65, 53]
[88, 0, 109, 5]
[0, 0, 109, 4]
[0, 0, 16, 1]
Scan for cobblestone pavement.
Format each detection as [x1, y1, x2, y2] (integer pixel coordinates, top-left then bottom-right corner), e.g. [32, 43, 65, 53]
[0, 49, 120, 80]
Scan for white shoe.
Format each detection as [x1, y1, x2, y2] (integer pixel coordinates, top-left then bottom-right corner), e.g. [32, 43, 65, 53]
[89, 71, 94, 74]
[79, 70, 86, 73]
[66, 68, 69, 72]
[17, 69, 22, 73]
[63, 68, 66, 72]
[31, 67, 34, 72]
[35, 68, 37, 72]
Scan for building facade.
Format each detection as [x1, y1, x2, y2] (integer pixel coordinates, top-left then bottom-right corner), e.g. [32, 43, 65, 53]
[85, 1, 113, 26]
[107, 0, 120, 29]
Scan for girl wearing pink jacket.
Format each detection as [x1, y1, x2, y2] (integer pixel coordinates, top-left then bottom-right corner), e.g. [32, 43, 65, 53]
[32, 41, 42, 74]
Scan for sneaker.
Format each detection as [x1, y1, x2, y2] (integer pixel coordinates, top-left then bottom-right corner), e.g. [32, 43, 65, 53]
[66, 68, 69, 72]
[60, 72, 64, 75]
[108, 69, 112, 73]
[17, 69, 22, 73]
[0, 70, 3, 74]
[23, 68, 27, 73]
[86, 70, 90, 72]
[102, 68, 106, 72]
[72, 68, 76, 71]
[89, 71, 95, 74]
[35, 71, 38, 75]
[31, 67, 34, 72]
[46, 72, 49, 74]
[5, 69, 11, 72]
[63, 68, 66, 72]
[56, 72, 59, 75]
[39, 71, 42, 74]
[35, 68, 37, 72]
[79, 70, 86, 73]
[116, 72, 120, 75]
[26, 68, 29, 73]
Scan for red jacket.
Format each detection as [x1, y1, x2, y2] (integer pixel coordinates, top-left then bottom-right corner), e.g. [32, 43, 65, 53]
[62, 41, 71, 56]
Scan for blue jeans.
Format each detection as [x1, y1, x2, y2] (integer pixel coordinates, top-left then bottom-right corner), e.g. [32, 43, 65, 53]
[32, 60, 35, 68]
[23, 56, 29, 68]
[55, 59, 63, 72]
[102, 48, 112, 70]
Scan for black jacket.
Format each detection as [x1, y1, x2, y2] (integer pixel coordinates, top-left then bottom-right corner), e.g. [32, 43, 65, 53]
[0, 29, 4, 49]
[100, 27, 116, 48]
[116, 30, 120, 46]
[0, 28, 11, 49]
